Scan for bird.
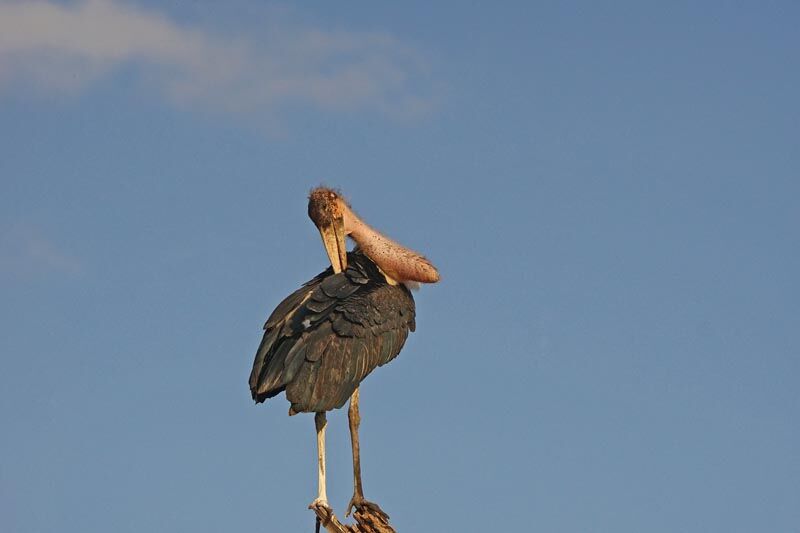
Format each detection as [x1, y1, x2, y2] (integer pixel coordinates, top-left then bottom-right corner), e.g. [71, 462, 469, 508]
[249, 187, 439, 518]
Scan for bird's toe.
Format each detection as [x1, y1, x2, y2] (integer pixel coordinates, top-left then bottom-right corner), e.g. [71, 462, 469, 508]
[347, 496, 389, 520]
[309, 498, 331, 512]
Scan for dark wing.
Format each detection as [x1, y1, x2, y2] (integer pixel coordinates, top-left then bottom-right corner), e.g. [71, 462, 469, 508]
[249, 253, 416, 414]
[248, 271, 327, 402]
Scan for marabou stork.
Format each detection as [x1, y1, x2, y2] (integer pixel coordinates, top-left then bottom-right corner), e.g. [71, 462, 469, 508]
[249, 187, 439, 517]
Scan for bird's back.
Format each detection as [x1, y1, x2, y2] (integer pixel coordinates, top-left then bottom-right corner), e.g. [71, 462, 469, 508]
[249, 250, 416, 414]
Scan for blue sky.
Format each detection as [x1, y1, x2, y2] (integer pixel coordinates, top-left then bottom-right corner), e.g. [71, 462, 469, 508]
[1, 1, 798, 531]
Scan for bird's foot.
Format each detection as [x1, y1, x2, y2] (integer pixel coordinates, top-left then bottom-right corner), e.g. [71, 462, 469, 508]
[308, 498, 333, 516]
[309, 498, 333, 523]
[346, 494, 389, 520]
[309, 497, 331, 510]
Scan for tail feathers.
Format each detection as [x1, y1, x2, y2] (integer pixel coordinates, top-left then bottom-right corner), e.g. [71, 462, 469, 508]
[249, 327, 281, 402]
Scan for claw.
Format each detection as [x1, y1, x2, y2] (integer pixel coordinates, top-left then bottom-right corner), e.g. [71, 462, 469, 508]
[309, 498, 333, 524]
[309, 497, 330, 509]
[346, 495, 389, 520]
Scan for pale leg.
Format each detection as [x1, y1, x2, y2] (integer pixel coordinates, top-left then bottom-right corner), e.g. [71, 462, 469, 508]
[311, 411, 330, 509]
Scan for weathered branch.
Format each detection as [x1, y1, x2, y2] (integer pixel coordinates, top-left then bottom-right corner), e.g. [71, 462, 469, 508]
[310, 503, 396, 533]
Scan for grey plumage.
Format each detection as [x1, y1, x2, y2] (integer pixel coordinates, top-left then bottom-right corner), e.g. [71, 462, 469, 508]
[249, 250, 416, 414]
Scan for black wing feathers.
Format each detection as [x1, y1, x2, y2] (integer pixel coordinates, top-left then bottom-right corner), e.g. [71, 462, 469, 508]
[249, 251, 415, 413]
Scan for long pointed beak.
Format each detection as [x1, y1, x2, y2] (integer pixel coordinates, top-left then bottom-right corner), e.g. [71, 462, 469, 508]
[317, 216, 348, 273]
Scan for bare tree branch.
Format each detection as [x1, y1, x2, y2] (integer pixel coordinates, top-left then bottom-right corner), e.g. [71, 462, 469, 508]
[310, 503, 397, 533]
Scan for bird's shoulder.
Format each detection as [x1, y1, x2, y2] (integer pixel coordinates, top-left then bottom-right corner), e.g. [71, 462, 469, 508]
[264, 251, 415, 339]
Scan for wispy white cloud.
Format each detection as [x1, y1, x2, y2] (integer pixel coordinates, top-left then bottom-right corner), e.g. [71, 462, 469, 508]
[0, 224, 82, 278]
[0, 0, 435, 120]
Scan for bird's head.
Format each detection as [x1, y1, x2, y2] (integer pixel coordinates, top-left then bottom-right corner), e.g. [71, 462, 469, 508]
[308, 187, 350, 274]
[308, 186, 439, 284]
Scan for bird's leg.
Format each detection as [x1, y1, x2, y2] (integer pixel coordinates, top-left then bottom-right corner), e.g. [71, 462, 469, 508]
[347, 387, 364, 513]
[346, 387, 389, 519]
[309, 412, 332, 520]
